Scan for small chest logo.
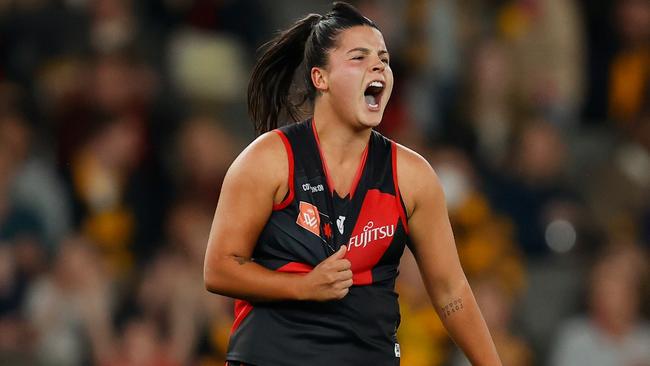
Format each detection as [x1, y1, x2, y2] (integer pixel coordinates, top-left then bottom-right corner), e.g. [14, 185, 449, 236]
[296, 201, 320, 236]
[336, 216, 346, 235]
[301, 183, 324, 193]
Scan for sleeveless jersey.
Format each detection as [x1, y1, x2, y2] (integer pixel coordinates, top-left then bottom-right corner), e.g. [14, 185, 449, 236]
[226, 119, 410, 366]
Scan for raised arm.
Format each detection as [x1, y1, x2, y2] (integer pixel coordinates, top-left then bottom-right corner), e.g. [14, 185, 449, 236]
[396, 145, 501, 366]
[203, 132, 352, 303]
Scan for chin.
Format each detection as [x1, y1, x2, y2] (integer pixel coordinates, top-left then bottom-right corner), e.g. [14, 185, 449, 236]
[357, 110, 385, 129]
[357, 117, 381, 129]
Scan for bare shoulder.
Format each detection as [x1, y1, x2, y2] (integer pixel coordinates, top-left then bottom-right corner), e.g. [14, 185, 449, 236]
[235, 130, 286, 167]
[225, 131, 288, 202]
[394, 142, 444, 217]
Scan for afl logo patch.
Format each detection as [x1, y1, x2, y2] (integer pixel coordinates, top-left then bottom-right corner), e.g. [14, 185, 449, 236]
[296, 201, 321, 237]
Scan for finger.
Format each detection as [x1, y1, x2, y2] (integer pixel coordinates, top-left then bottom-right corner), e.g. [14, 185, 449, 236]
[336, 288, 350, 299]
[331, 258, 351, 271]
[333, 277, 353, 290]
[336, 269, 353, 281]
[339, 278, 353, 289]
[324, 272, 339, 284]
[326, 245, 347, 261]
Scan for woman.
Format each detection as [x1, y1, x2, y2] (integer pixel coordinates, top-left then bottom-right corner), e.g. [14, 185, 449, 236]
[204, 3, 501, 365]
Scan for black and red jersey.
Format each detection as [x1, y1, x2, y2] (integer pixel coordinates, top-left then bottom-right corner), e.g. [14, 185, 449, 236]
[226, 119, 410, 365]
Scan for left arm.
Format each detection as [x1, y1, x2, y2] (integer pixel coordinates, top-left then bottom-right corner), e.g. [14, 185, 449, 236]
[396, 145, 501, 366]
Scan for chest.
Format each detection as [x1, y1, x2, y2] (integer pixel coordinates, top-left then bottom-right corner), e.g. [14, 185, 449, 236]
[255, 122, 409, 285]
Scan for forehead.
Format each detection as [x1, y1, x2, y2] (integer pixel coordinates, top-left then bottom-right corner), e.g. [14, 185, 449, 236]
[333, 25, 387, 52]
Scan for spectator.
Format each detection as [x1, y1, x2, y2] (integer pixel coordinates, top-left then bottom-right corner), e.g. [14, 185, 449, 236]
[497, 0, 585, 126]
[487, 120, 582, 258]
[0, 117, 45, 247]
[549, 243, 650, 366]
[25, 235, 114, 366]
[172, 116, 239, 211]
[102, 317, 179, 366]
[0, 95, 73, 247]
[65, 111, 145, 279]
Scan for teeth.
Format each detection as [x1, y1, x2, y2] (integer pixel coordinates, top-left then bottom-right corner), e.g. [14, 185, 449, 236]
[369, 81, 384, 88]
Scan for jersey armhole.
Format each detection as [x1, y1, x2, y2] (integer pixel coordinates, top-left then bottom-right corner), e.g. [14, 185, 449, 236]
[272, 130, 294, 211]
[391, 141, 409, 234]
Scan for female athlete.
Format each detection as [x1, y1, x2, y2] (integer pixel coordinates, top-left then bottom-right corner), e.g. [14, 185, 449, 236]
[204, 2, 501, 365]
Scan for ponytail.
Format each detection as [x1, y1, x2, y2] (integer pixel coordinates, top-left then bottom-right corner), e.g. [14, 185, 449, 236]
[247, 2, 378, 135]
[247, 14, 320, 135]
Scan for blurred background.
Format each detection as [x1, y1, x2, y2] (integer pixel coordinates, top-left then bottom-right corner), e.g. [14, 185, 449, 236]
[0, 0, 648, 365]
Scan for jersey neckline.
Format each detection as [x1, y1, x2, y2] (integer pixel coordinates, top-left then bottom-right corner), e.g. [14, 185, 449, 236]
[310, 118, 370, 200]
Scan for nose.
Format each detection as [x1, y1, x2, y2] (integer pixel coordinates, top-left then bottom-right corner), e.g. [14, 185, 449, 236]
[371, 56, 385, 72]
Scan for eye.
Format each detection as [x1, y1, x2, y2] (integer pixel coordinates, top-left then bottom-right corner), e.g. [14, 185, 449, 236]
[381, 58, 389, 64]
[352, 55, 364, 60]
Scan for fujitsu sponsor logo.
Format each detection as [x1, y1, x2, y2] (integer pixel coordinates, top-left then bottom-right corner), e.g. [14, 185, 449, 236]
[347, 221, 395, 251]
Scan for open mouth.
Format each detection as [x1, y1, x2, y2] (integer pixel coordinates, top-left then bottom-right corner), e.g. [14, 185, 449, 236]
[364, 80, 384, 111]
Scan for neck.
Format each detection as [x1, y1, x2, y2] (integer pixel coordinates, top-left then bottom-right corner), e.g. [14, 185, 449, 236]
[593, 311, 634, 339]
[312, 101, 372, 165]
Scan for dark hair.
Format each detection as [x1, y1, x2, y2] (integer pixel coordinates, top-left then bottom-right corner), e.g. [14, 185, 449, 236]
[248, 2, 379, 135]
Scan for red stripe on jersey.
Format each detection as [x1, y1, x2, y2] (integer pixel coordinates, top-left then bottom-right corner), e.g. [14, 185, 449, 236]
[276, 261, 314, 274]
[311, 118, 335, 195]
[348, 144, 369, 199]
[231, 299, 253, 333]
[391, 142, 409, 234]
[272, 130, 295, 211]
[230, 262, 313, 334]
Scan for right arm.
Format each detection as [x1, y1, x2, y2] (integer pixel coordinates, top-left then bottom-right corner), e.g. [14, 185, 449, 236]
[203, 132, 352, 302]
[396, 145, 501, 365]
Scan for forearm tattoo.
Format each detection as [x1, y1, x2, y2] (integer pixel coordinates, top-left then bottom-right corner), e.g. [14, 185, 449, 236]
[440, 297, 464, 319]
[232, 255, 252, 265]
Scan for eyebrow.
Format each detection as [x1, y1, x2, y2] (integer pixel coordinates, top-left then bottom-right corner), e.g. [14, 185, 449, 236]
[346, 47, 390, 57]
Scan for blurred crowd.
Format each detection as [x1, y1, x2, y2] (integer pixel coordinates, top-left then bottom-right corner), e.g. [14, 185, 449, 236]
[0, 0, 648, 365]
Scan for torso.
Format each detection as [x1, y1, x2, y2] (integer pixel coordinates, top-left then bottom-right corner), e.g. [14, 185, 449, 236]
[226, 119, 410, 365]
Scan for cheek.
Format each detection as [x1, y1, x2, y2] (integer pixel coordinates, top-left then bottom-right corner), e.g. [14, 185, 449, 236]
[330, 66, 362, 97]
[385, 69, 395, 98]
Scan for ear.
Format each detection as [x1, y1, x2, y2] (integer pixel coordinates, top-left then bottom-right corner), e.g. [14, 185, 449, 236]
[311, 66, 328, 93]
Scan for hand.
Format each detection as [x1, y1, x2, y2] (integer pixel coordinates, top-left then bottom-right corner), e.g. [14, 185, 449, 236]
[297, 246, 353, 301]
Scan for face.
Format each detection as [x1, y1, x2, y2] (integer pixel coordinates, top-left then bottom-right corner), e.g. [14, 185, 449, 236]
[313, 25, 393, 128]
[590, 254, 640, 331]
